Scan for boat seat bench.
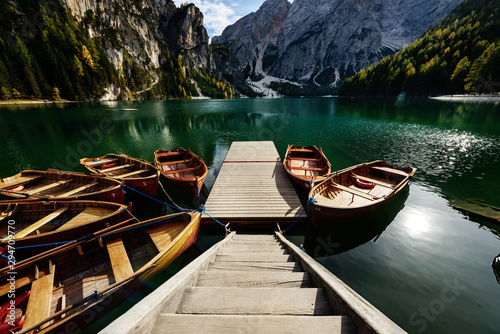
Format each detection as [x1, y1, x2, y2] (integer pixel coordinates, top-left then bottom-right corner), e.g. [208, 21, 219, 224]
[351, 173, 395, 188]
[106, 238, 134, 282]
[331, 183, 380, 201]
[1, 175, 43, 189]
[23, 262, 56, 330]
[26, 179, 74, 195]
[159, 157, 194, 166]
[289, 148, 315, 153]
[100, 164, 135, 173]
[288, 157, 320, 161]
[370, 166, 409, 178]
[9, 207, 70, 240]
[289, 166, 324, 171]
[163, 167, 197, 174]
[118, 169, 149, 178]
[57, 182, 100, 198]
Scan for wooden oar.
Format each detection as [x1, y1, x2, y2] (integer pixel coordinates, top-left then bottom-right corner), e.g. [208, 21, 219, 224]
[0, 188, 30, 198]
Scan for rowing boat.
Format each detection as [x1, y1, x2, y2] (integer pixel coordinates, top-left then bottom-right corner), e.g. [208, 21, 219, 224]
[80, 154, 158, 197]
[0, 210, 201, 334]
[0, 201, 132, 260]
[283, 145, 331, 192]
[0, 170, 124, 204]
[309, 160, 416, 226]
[154, 148, 208, 197]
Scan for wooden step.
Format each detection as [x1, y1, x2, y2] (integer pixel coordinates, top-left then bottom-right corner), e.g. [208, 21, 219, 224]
[223, 242, 286, 249]
[219, 248, 288, 256]
[207, 261, 302, 272]
[224, 240, 285, 245]
[232, 235, 277, 241]
[215, 254, 293, 262]
[154, 314, 355, 334]
[176, 287, 332, 315]
[197, 271, 313, 288]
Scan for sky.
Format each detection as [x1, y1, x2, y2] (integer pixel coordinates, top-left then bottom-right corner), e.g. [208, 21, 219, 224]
[172, 0, 266, 38]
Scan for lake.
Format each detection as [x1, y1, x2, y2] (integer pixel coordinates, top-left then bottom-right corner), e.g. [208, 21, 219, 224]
[1, 97, 499, 333]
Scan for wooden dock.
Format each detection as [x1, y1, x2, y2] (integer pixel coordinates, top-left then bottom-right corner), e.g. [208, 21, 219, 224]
[203, 141, 306, 229]
[102, 232, 406, 334]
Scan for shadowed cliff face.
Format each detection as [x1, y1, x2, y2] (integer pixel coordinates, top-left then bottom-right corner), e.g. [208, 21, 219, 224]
[160, 4, 215, 72]
[63, 0, 213, 98]
[212, 0, 462, 89]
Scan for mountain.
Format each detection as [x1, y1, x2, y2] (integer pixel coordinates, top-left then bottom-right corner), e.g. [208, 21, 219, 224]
[339, 0, 500, 96]
[0, 0, 234, 101]
[212, 0, 463, 94]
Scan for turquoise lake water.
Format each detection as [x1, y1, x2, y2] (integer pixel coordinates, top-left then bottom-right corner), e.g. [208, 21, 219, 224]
[0, 97, 499, 333]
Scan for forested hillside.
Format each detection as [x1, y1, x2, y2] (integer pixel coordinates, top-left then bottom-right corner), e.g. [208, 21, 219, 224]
[0, 0, 235, 101]
[0, 1, 117, 100]
[339, 0, 500, 96]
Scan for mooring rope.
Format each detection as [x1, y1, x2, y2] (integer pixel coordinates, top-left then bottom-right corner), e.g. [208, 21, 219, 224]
[281, 197, 317, 234]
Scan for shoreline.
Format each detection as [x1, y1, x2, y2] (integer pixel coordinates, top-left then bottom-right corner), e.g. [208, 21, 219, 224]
[0, 99, 75, 106]
[429, 94, 500, 103]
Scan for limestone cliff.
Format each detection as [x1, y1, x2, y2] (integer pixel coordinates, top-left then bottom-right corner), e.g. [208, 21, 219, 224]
[213, 0, 463, 91]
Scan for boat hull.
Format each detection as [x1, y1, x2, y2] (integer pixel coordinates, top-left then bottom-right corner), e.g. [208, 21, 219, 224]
[310, 187, 404, 226]
[309, 160, 415, 227]
[284, 145, 331, 193]
[0, 211, 201, 334]
[0, 200, 132, 260]
[155, 148, 207, 198]
[0, 170, 125, 204]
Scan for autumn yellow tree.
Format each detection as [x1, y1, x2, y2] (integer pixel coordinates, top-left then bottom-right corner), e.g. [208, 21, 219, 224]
[81, 45, 96, 70]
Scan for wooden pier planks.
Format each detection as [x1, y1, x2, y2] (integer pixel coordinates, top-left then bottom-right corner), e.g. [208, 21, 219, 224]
[203, 141, 306, 226]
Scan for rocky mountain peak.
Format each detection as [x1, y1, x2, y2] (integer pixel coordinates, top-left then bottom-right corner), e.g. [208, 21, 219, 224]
[213, 0, 462, 91]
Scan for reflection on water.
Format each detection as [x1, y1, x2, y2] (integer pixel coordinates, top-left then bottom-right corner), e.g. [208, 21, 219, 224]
[305, 187, 409, 257]
[0, 98, 500, 333]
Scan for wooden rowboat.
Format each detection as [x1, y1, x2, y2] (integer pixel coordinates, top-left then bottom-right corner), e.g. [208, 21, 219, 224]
[154, 148, 208, 197]
[309, 160, 416, 226]
[80, 154, 158, 197]
[0, 170, 124, 204]
[0, 201, 132, 260]
[0, 210, 201, 334]
[283, 145, 331, 193]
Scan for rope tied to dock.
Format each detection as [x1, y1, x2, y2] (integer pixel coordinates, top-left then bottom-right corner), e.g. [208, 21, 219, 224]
[198, 206, 231, 235]
[281, 198, 317, 234]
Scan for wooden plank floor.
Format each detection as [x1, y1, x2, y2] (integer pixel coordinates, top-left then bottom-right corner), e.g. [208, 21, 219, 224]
[203, 141, 306, 228]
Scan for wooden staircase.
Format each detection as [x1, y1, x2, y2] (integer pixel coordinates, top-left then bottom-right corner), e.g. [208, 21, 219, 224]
[152, 234, 355, 333]
[101, 232, 406, 334]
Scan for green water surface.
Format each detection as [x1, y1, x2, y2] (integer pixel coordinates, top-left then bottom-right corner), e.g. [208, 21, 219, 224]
[1, 97, 499, 333]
